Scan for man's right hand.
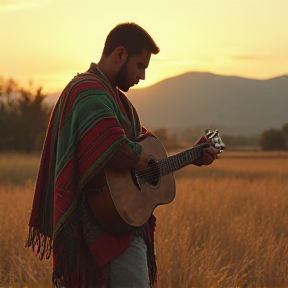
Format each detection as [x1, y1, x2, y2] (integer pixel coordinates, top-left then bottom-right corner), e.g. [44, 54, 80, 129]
[134, 151, 150, 171]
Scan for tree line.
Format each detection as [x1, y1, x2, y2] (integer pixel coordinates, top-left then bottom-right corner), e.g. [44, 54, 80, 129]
[0, 77, 287, 152]
[153, 126, 288, 151]
[259, 124, 288, 151]
[0, 77, 51, 152]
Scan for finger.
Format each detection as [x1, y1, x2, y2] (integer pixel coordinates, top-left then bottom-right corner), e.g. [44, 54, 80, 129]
[204, 151, 216, 163]
[206, 147, 218, 158]
[204, 149, 215, 158]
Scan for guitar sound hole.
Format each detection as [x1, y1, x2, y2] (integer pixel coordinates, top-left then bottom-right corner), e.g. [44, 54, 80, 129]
[130, 160, 160, 190]
[145, 159, 160, 186]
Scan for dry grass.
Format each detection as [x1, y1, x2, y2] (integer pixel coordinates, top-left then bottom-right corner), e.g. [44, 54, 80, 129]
[0, 151, 288, 287]
[0, 182, 52, 288]
[0, 153, 40, 185]
[155, 151, 288, 288]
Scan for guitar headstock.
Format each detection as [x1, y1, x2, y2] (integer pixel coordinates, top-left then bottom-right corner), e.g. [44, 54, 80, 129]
[205, 129, 225, 154]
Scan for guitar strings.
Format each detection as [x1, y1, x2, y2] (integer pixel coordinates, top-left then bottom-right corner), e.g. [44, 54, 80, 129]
[138, 170, 159, 181]
[138, 163, 159, 176]
[138, 162, 161, 182]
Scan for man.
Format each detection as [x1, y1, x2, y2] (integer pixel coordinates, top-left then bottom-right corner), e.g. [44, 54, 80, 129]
[26, 23, 217, 288]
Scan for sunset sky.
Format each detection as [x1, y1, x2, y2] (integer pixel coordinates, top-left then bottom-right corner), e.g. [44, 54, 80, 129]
[1, 0, 287, 93]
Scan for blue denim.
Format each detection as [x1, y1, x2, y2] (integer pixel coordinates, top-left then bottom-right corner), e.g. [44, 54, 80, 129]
[109, 235, 150, 288]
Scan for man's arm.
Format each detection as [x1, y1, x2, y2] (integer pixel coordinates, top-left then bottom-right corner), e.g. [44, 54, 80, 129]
[106, 140, 150, 171]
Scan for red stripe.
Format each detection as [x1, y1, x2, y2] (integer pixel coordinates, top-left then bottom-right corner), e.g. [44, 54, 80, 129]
[64, 78, 110, 118]
[76, 118, 124, 180]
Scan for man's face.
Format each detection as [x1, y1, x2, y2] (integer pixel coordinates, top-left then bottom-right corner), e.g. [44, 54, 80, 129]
[116, 49, 151, 92]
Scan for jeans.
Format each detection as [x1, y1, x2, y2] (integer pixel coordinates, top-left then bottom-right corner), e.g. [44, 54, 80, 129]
[109, 235, 150, 288]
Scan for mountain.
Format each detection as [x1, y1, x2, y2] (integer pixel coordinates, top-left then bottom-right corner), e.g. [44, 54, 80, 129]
[45, 72, 288, 136]
[126, 72, 288, 136]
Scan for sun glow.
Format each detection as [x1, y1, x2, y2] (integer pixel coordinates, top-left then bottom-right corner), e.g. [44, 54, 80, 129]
[0, 0, 287, 93]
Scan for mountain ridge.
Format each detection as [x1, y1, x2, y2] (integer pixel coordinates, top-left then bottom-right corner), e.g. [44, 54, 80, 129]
[45, 72, 288, 136]
[126, 72, 288, 136]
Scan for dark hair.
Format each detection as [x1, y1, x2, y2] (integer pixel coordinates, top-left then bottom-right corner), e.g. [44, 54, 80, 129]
[102, 22, 160, 56]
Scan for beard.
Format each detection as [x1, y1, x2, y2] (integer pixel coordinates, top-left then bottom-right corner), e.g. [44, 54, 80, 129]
[115, 61, 131, 92]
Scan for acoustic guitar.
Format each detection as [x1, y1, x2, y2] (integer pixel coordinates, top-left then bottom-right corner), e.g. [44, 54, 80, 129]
[87, 129, 225, 234]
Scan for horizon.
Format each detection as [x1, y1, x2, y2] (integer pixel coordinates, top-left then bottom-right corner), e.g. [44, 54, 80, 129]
[42, 71, 288, 96]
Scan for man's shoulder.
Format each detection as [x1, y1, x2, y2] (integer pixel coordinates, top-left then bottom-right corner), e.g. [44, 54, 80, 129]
[67, 72, 112, 97]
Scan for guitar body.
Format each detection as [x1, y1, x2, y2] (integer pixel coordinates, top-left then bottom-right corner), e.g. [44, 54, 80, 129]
[87, 136, 176, 233]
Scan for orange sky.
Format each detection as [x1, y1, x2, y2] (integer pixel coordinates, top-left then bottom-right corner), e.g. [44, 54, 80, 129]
[0, 0, 287, 93]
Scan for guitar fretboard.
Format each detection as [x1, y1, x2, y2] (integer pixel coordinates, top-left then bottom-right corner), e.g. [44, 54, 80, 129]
[158, 144, 205, 176]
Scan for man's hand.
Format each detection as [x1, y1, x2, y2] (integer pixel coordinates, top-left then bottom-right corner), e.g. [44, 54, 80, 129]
[134, 150, 150, 171]
[191, 136, 218, 167]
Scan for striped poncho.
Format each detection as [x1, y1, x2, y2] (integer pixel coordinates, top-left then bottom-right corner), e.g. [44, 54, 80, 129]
[26, 63, 156, 287]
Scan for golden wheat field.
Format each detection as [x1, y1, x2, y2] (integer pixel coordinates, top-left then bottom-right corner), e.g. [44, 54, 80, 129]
[0, 151, 288, 288]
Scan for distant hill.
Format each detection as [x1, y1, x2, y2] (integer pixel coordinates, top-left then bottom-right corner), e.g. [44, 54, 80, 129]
[126, 72, 288, 136]
[45, 72, 288, 136]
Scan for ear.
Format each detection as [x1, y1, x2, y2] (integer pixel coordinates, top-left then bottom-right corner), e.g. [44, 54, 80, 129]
[114, 46, 128, 65]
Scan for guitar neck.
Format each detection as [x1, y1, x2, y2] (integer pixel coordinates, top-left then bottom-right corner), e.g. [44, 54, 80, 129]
[158, 144, 204, 176]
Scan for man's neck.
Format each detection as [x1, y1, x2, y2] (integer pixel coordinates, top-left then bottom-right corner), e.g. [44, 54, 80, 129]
[97, 59, 117, 90]
[88, 62, 119, 97]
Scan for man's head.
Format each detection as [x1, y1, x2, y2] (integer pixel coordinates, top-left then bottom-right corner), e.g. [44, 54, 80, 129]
[102, 22, 160, 57]
[98, 23, 160, 92]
